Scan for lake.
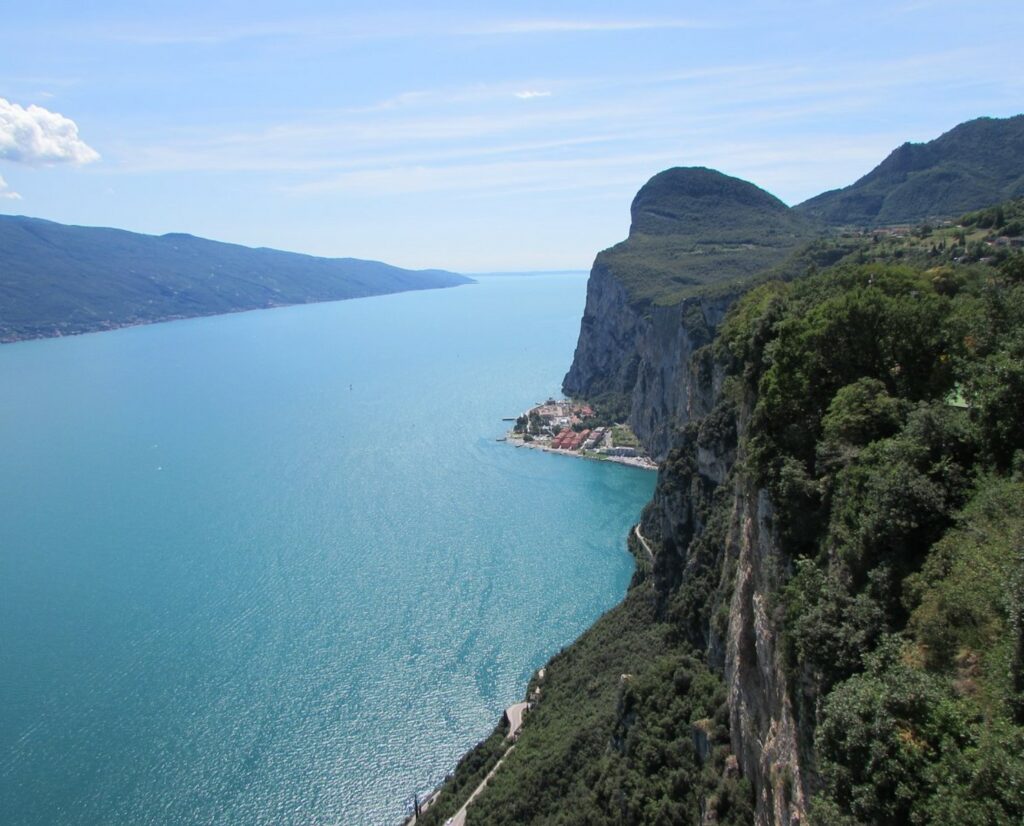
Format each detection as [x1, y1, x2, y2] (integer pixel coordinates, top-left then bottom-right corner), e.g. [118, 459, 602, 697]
[0, 274, 655, 824]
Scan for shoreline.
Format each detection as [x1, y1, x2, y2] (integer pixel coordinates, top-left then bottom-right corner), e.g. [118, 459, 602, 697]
[401, 431, 653, 822]
[0, 282, 473, 346]
[505, 434, 658, 471]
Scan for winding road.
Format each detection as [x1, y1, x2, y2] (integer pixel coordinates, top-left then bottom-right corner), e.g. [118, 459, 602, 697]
[408, 702, 531, 826]
[446, 703, 531, 825]
[634, 524, 655, 565]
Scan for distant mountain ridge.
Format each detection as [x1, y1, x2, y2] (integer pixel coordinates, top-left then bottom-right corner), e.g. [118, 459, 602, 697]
[796, 114, 1024, 225]
[0, 215, 472, 342]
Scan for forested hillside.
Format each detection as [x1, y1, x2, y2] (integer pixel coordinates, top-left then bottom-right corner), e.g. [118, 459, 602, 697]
[421, 151, 1024, 823]
[795, 115, 1024, 226]
[0, 215, 471, 342]
[721, 245, 1024, 823]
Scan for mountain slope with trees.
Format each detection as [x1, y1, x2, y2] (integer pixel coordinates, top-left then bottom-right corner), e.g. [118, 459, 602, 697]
[597, 167, 815, 307]
[420, 117, 1024, 825]
[0, 215, 471, 342]
[795, 115, 1024, 226]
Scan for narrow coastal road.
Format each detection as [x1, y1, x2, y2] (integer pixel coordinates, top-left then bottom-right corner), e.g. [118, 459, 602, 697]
[447, 748, 514, 826]
[445, 703, 530, 826]
[634, 524, 655, 565]
[406, 790, 441, 825]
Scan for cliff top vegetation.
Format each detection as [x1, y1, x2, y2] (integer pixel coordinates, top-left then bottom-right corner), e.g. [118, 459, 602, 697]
[596, 167, 816, 307]
[717, 242, 1024, 822]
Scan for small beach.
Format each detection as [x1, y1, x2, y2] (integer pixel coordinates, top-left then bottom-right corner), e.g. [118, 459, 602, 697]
[506, 433, 658, 471]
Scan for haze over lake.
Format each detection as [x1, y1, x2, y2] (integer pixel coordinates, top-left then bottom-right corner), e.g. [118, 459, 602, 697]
[0, 274, 655, 825]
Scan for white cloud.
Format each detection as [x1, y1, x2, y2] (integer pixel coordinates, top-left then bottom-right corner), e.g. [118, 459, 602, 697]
[0, 173, 21, 200]
[88, 14, 719, 46]
[0, 97, 100, 165]
[283, 150, 691, 198]
[514, 90, 551, 100]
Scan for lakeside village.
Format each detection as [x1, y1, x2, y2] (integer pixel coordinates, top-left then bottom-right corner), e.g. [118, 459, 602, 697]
[502, 399, 657, 471]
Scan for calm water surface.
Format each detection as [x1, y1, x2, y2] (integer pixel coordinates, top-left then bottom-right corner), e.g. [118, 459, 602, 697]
[0, 274, 655, 824]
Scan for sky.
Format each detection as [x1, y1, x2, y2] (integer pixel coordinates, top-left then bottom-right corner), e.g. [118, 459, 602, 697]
[1, 1, 1022, 272]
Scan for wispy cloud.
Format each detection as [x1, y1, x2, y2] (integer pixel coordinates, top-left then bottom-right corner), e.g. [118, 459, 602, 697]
[114, 94, 661, 175]
[459, 18, 716, 36]
[283, 152, 685, 197]
[0, 173, 21, 200]
[117, 49, 978, 159]
[0, 97, 99, 165]
[95, 42, 1017, 216]
[88, 14, 720, 46]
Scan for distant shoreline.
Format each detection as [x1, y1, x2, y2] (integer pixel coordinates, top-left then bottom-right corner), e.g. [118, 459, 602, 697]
[0, 282, 471, 346]
[0, 212, 472, 345]
[466, 269, 588, 278]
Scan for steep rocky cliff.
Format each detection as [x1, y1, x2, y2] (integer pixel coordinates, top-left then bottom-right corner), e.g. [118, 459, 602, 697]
[563, 168, 815, 824]
[720, 480, 807, 825]
[631, 373, 807, 825]
[420, 144, 1024, 826]
[562, 260, 733, 460]
[563, 167, 812, 460]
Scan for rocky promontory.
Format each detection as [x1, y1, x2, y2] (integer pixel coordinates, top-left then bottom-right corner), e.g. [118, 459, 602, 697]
[563, 167, 814, 459]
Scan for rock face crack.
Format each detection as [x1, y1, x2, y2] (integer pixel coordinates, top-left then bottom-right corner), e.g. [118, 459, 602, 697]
[725, 488, 806, 825]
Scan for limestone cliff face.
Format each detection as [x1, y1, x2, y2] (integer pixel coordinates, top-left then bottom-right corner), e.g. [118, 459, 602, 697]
[563, 167, 810, 461]
[564, 168, 813, 825]
[562, 260, 734, 460]
[723, 480, 807, 825]
[633, 384, 807, 825]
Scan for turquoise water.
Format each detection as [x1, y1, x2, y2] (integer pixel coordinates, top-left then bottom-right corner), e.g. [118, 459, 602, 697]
[0, 274, 655, 825]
